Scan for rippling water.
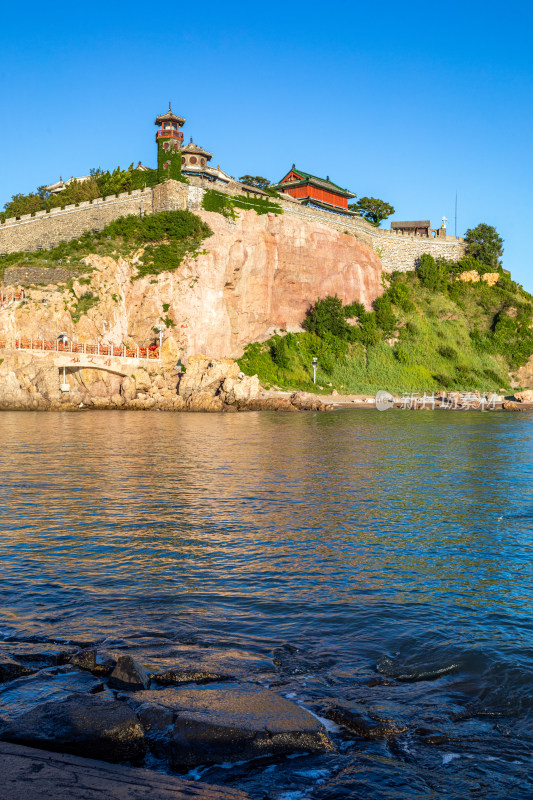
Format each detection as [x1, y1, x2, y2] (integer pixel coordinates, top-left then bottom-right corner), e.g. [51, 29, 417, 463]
[0, 410, 532, 798]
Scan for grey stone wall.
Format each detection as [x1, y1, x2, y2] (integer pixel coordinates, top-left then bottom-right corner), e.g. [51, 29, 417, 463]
[0, 178, 466, 275]
[185, 178, 467, 270]
[4, 267, 79, 285]
[0, 190, 153, 255]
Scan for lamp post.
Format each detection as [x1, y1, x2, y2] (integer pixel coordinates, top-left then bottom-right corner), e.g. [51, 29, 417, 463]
[312, 357, 318, 384]
[154, 325, 164, 352]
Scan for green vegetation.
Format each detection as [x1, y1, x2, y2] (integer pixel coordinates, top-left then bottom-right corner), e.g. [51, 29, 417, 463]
[465, 223, 504, 269]
[157, 140, 188, 183]
[349, 196, 395, 226]
[1, 164, 159, 222]
[202, 189, 282, 218]
[0, 210, 212, 281]
[71, 291, 99, 323]
[237, 175, 280, 198]
[104, 210, 212, 278]
[238, 175, 272, 190]
[239, 251, 533, 394]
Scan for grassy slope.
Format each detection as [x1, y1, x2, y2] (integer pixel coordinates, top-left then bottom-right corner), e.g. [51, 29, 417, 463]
[238, 270, 533, 394]
[0, 210, 212, 282]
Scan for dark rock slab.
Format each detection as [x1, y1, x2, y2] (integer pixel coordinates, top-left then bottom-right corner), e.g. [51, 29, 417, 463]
[108, 656, 150, 690]
[153, 666, 233, 686]
[0, 667, 104, 721]
[71, 648, 117, 676]
[130, 686, 334, 768]
[0, 741, 248, 799]
[0, 655, 35, 684]
[0, 693, 145, 762]
[326, 704, 407, 739]
[2, 643, 78, 668]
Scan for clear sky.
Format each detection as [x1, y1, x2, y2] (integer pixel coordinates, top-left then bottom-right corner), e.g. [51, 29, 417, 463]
[1, 1, 532, 287]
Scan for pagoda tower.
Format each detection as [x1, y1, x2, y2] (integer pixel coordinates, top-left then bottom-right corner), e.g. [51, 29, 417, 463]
[155, 103, 185, 181]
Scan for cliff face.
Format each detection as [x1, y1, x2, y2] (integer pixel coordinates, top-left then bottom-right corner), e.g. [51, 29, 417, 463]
[2, 209, 383, 359]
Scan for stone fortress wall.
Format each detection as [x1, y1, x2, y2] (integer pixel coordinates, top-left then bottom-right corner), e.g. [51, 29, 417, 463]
[0, 178, 466, 279]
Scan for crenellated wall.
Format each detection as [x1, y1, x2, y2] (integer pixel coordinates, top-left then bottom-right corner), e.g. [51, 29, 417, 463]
[0, 178, 466, 274]
[0, 190, 153, 254]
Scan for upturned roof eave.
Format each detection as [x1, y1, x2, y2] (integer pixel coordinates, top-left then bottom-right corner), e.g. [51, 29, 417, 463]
[274, 177, 356, 199]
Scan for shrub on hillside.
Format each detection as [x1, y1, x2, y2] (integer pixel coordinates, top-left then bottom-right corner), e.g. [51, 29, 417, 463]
[417, 254, 447, 291]
[373, 295, 395, 334]
[303, 295, 351, 339]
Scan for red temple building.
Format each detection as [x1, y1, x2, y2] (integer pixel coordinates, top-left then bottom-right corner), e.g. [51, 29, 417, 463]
[274, 165, 356, 215]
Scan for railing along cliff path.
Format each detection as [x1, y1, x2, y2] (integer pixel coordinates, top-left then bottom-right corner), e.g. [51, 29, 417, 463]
[0, 338, 160, 361]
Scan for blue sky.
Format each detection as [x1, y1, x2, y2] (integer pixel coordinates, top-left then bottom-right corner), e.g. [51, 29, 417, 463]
[1, 1, 532, 287]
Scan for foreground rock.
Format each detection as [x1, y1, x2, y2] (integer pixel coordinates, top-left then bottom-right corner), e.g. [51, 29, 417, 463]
[326, 704, 406, 739]
[108, 656, 150, 690]
[0, 641, 78, 669]
[0, 668, 103, 721]
[130, 686, 333, 768]
[0, 656, 34, 683]
[0, 693, 145, 762]
[70, 647, 117, 676]
[0, 741, 248, 799]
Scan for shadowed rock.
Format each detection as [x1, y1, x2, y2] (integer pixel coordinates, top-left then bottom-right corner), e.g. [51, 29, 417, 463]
[1, 741, 249, 799]
[153, 668, 233, 686]
[130, 686, 334, 768]
[0, 693, 146, 762]
[0, 656, 35, 684]
[148, 646, 274, 686]
[70, 648, 117, 676]
[109, 656, 150, 690]
[1, 643, 78, 669]
[326, 704, 406, 739]
[0, 668, 104, 721]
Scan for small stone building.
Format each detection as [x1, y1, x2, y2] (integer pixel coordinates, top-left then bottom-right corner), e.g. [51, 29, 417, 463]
[391, 220, 431, 237]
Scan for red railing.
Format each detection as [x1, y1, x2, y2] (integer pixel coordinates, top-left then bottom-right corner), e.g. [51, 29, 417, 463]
[0, 292, 24, 310]
[0, 339, 160, 360]
[156, 129, 184, 140]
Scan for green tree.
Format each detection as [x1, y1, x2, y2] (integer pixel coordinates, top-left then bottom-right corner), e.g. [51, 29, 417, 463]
[350, 196, 395, 225]
[3, 192, 45, 218]
[303, 295, 350, 338]
[465, 223, 503, 268]
[238, 175, 271, 190]
[373, 295, 395, 334]
[417, 253, 447, 291]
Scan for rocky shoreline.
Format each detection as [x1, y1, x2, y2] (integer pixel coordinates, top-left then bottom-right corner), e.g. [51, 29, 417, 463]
[0, 350, 334, 413]
[1, 348, 532, 413]
[0, 636, 336, 782]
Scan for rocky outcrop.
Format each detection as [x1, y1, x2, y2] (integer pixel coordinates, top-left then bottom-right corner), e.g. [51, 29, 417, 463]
[0, 694, 146, 762]
[2, 209, 382, 361]
[513, 389, 533, 403]
[326, 704, 406, 739]
[129, 686, 333, 768]
[0, 637, 333, 777]
[109, 656, 150, 691]
[0, 351, 334, 412]
[1, 741, 249, 800]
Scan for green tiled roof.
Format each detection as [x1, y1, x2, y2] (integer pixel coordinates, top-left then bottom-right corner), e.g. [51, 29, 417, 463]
[273, 166, 356, 198]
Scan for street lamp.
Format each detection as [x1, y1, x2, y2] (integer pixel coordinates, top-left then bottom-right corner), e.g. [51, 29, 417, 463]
[312, 357, 318, 384]
[154, 325, 164, 352]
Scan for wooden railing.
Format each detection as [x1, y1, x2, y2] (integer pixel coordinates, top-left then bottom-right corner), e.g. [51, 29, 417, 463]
[156, 129, 184, 140]
[0, 292, 24, 310]
[0, 338, 160, 360]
